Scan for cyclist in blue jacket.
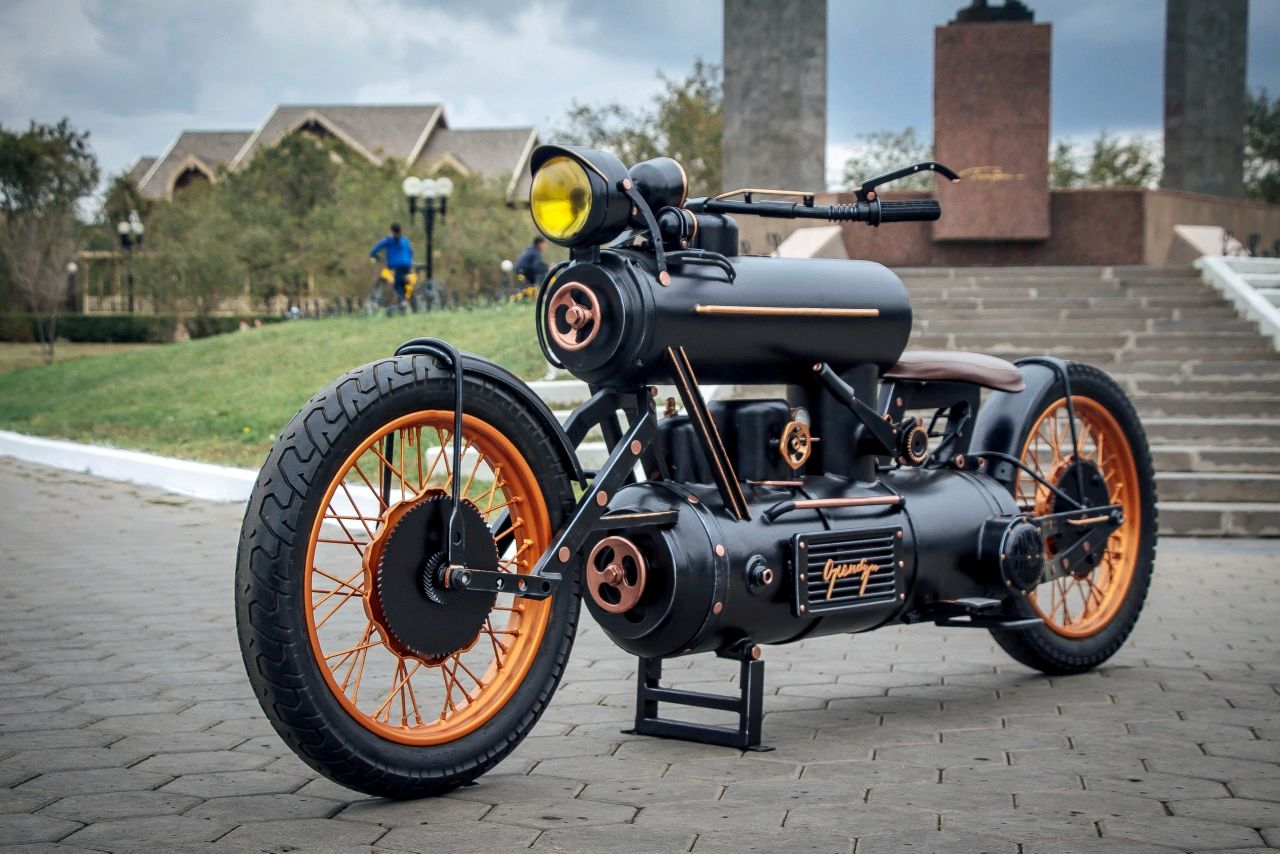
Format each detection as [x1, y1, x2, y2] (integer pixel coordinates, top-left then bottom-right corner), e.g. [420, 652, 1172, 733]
[369, 224, 415, 308]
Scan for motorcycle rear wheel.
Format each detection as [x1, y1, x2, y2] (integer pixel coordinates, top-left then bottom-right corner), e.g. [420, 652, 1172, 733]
[236, 356, 579, 797]
[990, 362, 1158, 674]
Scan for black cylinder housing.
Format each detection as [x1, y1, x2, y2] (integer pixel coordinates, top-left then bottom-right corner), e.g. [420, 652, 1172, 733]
[546, 249, 913, 387]
[583, 469, 1022, 659]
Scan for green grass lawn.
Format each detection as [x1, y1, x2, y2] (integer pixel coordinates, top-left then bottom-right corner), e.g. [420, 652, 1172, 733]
[0, 342, 158, 374]
[0, 304, 543, 468]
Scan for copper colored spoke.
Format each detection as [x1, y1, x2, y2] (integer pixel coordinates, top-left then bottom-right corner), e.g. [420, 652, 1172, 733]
[460, 441, 483, 496]
[338, 622, 375, 692]
[403, 666, 426, 726]
[316, 536, 366, 552]
[311, 589, 362, 599]
[452, 655, 488, 690]
[413, 427, 426, 491]
[368, 443, 412, 499]
[491, 518, 525, 542]
[335, 482, 378, 540]
[312, 567, 365, 595]
[312, 566, 367, 616]
[432, 427, 454, 484]
[324, 637, 382, 662]
[350, 460, 388, 512]
[375, 659, 423, 721]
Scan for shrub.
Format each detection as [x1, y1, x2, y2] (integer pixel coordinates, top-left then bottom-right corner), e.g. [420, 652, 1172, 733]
[0, 313, 281, 343]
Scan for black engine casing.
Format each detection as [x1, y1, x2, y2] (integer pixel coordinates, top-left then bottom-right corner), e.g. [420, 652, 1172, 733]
[583, 468, 1024, 659]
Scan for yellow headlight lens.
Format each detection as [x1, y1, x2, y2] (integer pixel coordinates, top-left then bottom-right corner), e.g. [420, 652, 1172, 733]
[531, 156, 593, 242]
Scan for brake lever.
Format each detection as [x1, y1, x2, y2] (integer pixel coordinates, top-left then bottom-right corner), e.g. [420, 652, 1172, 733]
[855, 161, 961, 203]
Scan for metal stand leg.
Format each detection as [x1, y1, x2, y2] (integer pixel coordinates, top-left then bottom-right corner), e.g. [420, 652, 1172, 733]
[624, 642, 772, 751]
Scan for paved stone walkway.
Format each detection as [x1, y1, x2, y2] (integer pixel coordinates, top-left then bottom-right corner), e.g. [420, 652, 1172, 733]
[0, 456, 1277, 853]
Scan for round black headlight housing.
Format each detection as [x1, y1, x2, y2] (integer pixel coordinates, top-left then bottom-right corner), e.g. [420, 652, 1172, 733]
[529, 145, 632, 248]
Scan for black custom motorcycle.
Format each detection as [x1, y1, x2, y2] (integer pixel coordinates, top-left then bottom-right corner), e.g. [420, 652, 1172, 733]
[236, 145, 1157, 798]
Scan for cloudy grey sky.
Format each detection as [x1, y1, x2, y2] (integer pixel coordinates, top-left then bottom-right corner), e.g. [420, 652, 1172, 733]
[1, 0, 1277, 189]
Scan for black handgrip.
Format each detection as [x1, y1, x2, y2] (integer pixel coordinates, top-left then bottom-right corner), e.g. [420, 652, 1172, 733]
[876, 199, 942, 224]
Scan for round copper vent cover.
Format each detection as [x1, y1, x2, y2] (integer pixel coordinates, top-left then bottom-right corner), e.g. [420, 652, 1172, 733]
[547, 282, 601, 352]
[586, 535, 646, 614]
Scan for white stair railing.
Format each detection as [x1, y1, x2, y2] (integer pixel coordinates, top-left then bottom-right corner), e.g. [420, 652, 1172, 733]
[1195, 255, 1280, 352]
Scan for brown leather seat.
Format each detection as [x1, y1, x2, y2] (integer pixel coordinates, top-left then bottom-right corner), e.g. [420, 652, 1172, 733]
[883, 350, 1025, 393]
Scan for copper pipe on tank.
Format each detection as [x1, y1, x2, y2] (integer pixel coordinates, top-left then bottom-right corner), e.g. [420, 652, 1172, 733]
[694, 305, 881, 318]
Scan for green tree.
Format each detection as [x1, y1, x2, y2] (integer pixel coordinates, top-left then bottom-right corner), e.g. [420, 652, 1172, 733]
[558, 60, 723, 196]
[1245, 88, 1280, 204]
[840, 128, 933, 191]
[1085, 132, 1159, 188]
[1050, 140, 1084, 189]
[136, 187, 247, 323]
[0, 119, 99, 362]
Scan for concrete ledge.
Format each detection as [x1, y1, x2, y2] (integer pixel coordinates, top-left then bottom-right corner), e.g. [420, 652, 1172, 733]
[0, 430, 255, 503]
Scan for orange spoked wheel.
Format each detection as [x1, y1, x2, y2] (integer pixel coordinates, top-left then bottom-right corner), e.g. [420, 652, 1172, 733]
[237, 358, 579, 797]
[305, 411, 552, 745]
[991, 362, 1157, 674]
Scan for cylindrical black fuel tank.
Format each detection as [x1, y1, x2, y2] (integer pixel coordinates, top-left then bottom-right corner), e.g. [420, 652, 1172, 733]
[582, 469, 1021, 659]
[543, 249, 912, 387]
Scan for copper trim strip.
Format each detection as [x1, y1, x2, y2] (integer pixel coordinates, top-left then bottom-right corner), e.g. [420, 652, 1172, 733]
[713, 187, 817, 200]
[678, 346, 750, 521]
[694, 305, 881, 318]
[747, 480, 805, 488]
[792, 497, 902, 510]
[1066, 514, 1111, 527]
[667, 347, 750, 521]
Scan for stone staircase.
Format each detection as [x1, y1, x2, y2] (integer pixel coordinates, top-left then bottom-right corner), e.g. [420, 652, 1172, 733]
[537, 264, 1279, 537]
[899, 264, 1279, 537]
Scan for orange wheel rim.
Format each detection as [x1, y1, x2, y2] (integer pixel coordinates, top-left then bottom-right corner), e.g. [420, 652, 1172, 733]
[303, 411, 552, 745]
[1015, 397, 1141, 638]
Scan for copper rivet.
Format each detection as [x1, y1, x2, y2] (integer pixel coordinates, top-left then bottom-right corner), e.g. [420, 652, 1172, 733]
[659, 271, 671, 286]
[688, 495, 699, 504]
[899, 593, 906, 600]
[630, 440, 642, 455]
[713, 602, 723, 615]
[623, 178, 633, 190]
[898, 560, 905, 568]
[799, 542, 806, 550]
[715, 544, 725, 557]
[596, 492, 608, 507]
[895, 397, 904, 407]
[896, 530, 904, 539]
[799, 573, 806, 580]
[649, 386, 658, 397]
[751, 645, 762, 660]
[558, 547, 570, 562]
[800, 604, 807, 613]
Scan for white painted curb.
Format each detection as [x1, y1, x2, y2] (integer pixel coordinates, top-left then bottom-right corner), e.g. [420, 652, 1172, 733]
[0, 430, 257, 503]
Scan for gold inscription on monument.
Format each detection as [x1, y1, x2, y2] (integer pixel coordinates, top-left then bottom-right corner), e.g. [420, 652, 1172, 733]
[958, 165, 1026, 183]
[821, 557, 883, 600]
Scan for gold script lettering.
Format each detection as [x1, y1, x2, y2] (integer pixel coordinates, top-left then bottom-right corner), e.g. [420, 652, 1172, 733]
[822, 558, 882, 600]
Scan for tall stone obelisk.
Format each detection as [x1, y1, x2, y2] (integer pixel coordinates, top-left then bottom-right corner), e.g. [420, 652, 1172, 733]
[1162, 0, 1249, 198]
[722, 0, 827, 193]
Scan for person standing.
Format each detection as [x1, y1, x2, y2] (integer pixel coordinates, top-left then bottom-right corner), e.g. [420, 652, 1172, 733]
[369, 223, 415, 309]
[514, 236, 549, 286]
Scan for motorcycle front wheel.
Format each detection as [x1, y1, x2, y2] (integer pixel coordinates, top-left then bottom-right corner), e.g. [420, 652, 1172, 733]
[236, 356, 579, 798]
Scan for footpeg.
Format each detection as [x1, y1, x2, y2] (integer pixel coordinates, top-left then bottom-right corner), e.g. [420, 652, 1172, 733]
[919, 598, 1041, 630]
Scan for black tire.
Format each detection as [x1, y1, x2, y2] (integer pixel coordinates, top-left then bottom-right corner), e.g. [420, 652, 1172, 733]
[990, 362, 1158, 675]
[235, 355, 579, 798]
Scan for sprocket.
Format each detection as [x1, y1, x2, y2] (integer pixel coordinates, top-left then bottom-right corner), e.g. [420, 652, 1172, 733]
[375, 495, 499, 660]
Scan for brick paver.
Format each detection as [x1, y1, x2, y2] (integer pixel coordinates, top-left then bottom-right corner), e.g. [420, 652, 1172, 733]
[0, 456, 1277, 852]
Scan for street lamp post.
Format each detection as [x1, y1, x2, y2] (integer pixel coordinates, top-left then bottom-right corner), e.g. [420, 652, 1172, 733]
[400, 176, 454, 284]
[65, 260, 79, 313]
[116, 210, 144, 313]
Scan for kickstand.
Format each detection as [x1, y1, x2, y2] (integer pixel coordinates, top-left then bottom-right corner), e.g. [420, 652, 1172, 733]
[624, 640, 773, 751]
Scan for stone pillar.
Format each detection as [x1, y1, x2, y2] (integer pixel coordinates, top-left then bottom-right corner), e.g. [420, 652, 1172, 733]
[722, 0, 826, 194]
[1162, 0, 1248, 198]
[933, 2, 1051, 241]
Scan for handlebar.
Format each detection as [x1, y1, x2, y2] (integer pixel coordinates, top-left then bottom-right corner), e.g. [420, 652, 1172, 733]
[694, 197, 941, 227]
